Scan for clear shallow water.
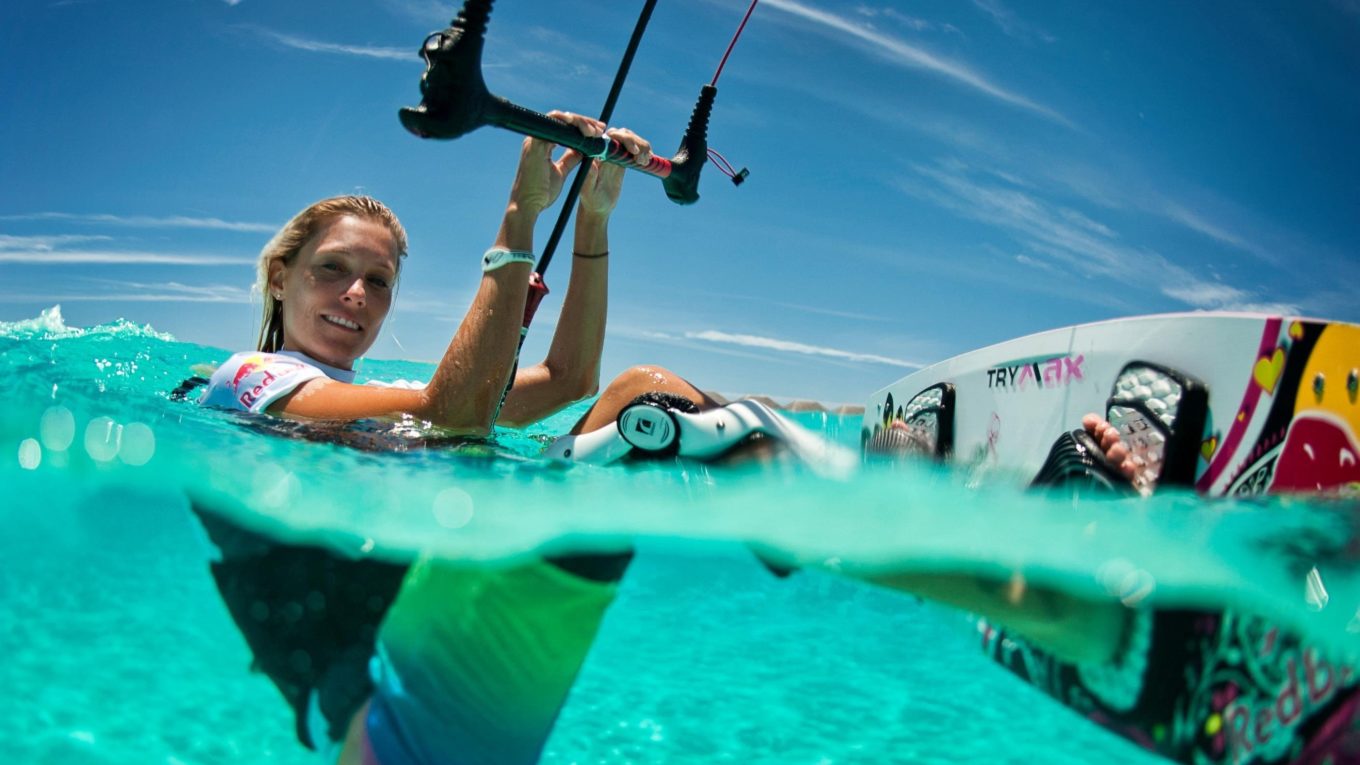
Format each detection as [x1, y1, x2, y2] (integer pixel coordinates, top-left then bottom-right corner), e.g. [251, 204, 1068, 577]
[2, 307, 1357, 764]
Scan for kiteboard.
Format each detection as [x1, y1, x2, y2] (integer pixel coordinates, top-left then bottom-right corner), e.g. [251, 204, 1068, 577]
[862, 313, 1360, 497]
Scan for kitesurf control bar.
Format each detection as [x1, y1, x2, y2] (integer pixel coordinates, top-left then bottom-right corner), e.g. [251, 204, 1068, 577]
[399, 0, 713, 205]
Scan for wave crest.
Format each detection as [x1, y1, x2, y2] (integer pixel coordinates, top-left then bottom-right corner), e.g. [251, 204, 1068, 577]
[0, 305, 175, 341]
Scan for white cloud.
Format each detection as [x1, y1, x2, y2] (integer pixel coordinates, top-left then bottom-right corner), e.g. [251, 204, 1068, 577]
[0, 250, 252, 265]
[0, 212, 275, 233]
[0, 234, 113, 250]
[684, 330, 923, 368]
[902, 161, 1132, 280]
[246, 27, 412, 62]
[698, 291, 893, 323]
[760, 0, 1069, 124]
[1161, 282, 1248, 309]
[1, 281, 253, 304]
[970, 0, 1056, 43]
[379, 0, 453, 25]
[1014, 253, 1061, 274]
[618, 328, 790, 365]
[1159, 202, 1280, 265]
[899, 160, 1297, 314]
[1161, 282, 1300, 316]
[854, 6, 958, 34]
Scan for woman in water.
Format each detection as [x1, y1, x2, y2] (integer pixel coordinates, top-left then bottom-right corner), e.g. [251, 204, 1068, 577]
[195, 113, 720, 765]
[199, 112, 713, 434]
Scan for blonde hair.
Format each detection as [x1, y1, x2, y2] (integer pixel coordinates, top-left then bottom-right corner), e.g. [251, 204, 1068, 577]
[256, 195, 408, 353]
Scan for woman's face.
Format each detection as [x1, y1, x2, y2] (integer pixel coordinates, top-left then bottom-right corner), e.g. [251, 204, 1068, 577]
[271, 214, 400, 369]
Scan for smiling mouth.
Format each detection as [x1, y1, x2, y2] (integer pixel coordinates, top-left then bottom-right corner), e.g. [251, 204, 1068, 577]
[323, 314, 362, 331]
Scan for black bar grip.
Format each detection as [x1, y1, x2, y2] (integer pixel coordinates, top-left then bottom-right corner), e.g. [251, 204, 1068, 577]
[481, 98, 675, 178]
[661, 84, 716, 205]
[398, 0, 700, 201]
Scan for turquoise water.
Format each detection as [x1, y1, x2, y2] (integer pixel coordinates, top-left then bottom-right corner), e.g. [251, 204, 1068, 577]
[3, 307, 1358, 764]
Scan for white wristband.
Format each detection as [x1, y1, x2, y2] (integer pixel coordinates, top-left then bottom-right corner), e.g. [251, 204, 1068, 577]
[482, 247, 536, 273]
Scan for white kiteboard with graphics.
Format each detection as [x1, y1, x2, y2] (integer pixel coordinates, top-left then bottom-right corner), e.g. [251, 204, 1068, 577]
[862, 313, 1360, 497]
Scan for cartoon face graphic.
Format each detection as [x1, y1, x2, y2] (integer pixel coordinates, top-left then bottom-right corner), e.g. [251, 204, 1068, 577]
[1271, 325, 1360, 493]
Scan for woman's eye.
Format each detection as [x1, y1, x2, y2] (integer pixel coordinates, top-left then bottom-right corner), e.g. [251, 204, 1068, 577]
[368, 277, 391, 289]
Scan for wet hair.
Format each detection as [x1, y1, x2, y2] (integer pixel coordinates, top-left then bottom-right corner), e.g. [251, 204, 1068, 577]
[256, 196, 408, 353]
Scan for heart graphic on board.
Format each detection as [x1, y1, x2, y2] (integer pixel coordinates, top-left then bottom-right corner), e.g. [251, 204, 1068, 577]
[1289, 321, 1304, 340]
[1201, 436, 1219, 460]
[1254, 349, 1285, 394]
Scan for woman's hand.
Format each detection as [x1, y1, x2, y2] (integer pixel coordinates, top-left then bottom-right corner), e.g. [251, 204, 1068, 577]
[506, 110, 605, 217]
[578, 127, 651, 219]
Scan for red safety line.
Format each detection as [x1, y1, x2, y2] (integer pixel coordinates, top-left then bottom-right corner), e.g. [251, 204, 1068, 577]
[712, 0, 759, 86]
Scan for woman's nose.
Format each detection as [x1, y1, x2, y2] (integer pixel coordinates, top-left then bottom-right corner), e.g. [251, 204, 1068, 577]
[341, 279, 365, 306]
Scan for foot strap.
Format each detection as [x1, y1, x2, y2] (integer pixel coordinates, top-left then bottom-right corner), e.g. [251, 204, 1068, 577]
[1030, 429, 1135, 494]
[546, 397, 855, 472]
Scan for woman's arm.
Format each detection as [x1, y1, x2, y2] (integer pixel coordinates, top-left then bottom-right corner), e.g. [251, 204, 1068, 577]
[269, 115, 606, 434]
[496, 127, 652, 428]
[864, 571, 1130, 665]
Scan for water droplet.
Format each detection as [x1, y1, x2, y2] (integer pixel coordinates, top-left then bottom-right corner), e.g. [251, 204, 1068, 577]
[40, 406, 75, 451]
[118, 422, 155, 466]
[84, 417, 121, 462]
[253, 464, 299, 508]
[432, 488, 475, 529]
[1118, 569, 1156, 606]
[18, 438, 41, 470]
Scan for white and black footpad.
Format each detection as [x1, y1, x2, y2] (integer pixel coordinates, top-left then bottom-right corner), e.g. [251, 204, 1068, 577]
[546, 395, 856, 473]
[865, 383, 955, 459]
[1105, 362, 1208, 493]
[616, 396, 688, 458]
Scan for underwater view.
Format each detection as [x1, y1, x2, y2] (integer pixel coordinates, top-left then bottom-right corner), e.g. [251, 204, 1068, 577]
[4, 308, 1360, 765]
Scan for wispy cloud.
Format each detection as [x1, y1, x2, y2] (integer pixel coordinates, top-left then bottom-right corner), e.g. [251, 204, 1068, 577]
[854, 6, 959, 35]
[1028, 158, 1318, 271]
[1159, 201, 1280, 265]
[244, 26, 412, 62]
[384, 292, 474, 323]
[1014, 253, 1062, 275]
[618, 328, 790, 366]
[0, 212, 276, 233]
[685, 330, 923, 368]
[0, 250, 252, 265]
[760, 0, 1069, 125]
[378, 0, 453, 26]
[898, 159, 1298, 314]
[1161, 283, 1300, 316]
[903, 160, 1131, 280]
[0, 234, 113, 250]
[697, 291, 894, 323]
[0, 281, 253, 304]
[970, 0, 1056, 43]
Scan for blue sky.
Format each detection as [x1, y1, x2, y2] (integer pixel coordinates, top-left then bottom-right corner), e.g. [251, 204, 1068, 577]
[2, 0, 1357, 403]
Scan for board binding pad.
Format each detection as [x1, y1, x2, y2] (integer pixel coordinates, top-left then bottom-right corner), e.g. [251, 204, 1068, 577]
[547, 398, 856, 476]
[862, 313, 1360, 497]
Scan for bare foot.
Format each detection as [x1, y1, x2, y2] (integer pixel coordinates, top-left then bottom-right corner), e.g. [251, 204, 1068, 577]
[1082, 413, 1138, 483]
